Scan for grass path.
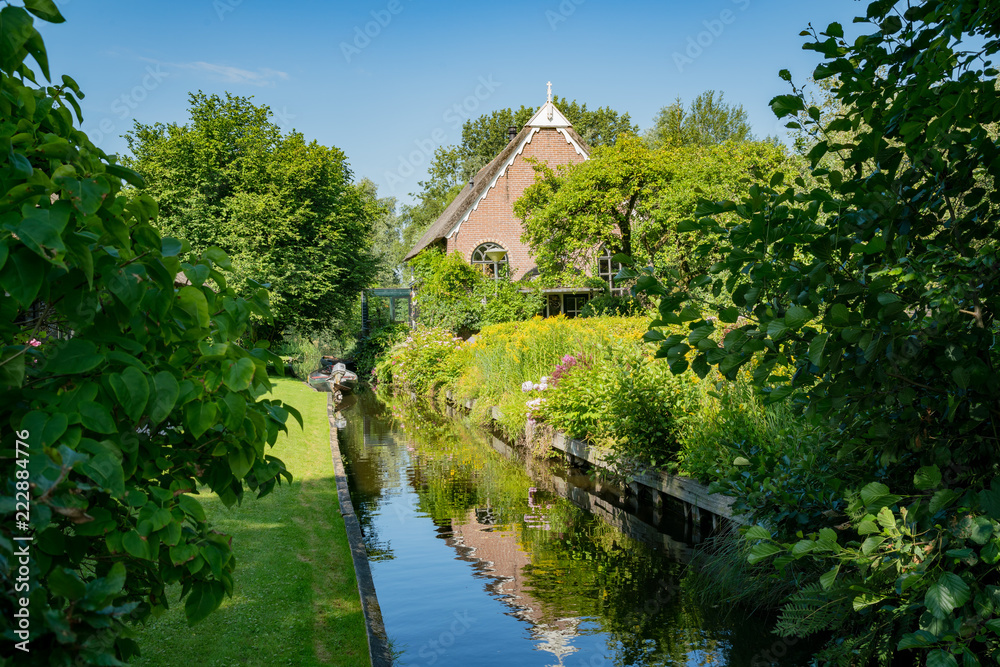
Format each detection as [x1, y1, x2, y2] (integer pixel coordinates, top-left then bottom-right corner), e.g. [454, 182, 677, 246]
[132, 378, 368, 667]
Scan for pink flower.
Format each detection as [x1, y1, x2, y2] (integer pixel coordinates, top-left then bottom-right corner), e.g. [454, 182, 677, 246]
[28, 339, 41, 347]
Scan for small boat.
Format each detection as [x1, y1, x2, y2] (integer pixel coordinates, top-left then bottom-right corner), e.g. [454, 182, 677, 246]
[306, 361, 358, 394]
[329, 362, 358, 394]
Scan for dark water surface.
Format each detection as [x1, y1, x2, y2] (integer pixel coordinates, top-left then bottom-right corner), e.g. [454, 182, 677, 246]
[340, 393, 795, 667]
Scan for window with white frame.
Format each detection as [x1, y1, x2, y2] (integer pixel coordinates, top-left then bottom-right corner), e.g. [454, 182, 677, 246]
[471, 242, 508, 279]
[597, 246, 624, 295]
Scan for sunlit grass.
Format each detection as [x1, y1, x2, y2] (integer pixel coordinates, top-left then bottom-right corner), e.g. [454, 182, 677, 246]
[132, 378, 368, 667]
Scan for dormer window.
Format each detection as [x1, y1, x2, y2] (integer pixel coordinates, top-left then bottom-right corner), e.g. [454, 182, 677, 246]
[471, 242, 508, 279]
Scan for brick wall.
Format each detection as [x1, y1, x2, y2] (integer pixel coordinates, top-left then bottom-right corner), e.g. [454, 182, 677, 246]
[446, 129, 586, 280]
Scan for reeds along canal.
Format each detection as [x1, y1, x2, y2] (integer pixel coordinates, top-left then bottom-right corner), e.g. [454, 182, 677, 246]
[339, 392, 804, 667]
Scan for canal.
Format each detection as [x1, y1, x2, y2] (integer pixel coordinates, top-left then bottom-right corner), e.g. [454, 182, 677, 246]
[339, 392, 797, 667]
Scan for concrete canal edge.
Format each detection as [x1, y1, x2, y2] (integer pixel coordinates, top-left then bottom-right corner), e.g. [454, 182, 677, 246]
[327, 393, 393, 667]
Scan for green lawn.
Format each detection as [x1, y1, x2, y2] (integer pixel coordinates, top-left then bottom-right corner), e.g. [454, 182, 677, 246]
[132, 378, 368, 667]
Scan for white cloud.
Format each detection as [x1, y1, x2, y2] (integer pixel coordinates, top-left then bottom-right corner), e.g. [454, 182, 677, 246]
[141, 58, 289, 87]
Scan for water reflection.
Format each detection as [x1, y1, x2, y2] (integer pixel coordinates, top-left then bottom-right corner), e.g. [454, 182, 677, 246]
[340, 392, 793, 667]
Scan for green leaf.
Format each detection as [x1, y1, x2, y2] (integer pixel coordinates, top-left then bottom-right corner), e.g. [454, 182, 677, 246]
[228, 446, 254, 479]
[122, 530, 150, 560]
[185, 401, 218, 439]
[110, 366, 149, 423]
[104, 163, 145, 187]
[969, 516, 994, 545]
[925, 572, 971, 619]
[820, 565, 840, 590]
[0, 248, 46, 307]
[926, 650, 959, 667]
[84, 562, 126, 604]
[185, 581, 225, 625]
[178, 495, 206, 522]
[0, 346, 26, 387]
[81, 452, 125, 496]
[169, 543, 198, 566]
[748, 542, 782, 564]
[827, 303, 850, 326]
[23, 0, 65, 23]
[223, 357, 255, 392]
[897, 630, 937, 650]
[176, 286, 210, 329]
[979, 480, 1000, 521]
[914, 465, 942, 491]
[45, 339, 104, 374]
[4, 204, 71, 261]
[149, 371, 180, 424]
[930, 489, 960, 515]
[860, 481, 900, 510]
[808, 332, 829, 367]
[784, 305, 812, 329]
[79, 401, 115, 434]
[770, 94, 805, 118]
[744, 525, 771, 540]
[861, 536, 886, 555]
[49, 567, 86, 599]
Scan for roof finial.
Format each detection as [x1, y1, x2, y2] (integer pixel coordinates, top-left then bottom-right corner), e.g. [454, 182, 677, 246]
[547, 81, 552, 103]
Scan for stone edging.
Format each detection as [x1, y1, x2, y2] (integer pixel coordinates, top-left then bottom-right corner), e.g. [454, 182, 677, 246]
[326, 393, 393, 667]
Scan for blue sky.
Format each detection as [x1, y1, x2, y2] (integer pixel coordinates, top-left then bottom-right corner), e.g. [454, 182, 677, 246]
[36, 0, 866, 205]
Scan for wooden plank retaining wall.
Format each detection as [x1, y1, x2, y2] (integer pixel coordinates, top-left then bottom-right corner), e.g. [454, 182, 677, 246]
[439, 391, 742, 525]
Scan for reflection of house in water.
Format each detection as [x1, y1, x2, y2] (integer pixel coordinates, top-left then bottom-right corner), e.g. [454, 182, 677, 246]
[446, 508, 582, 666]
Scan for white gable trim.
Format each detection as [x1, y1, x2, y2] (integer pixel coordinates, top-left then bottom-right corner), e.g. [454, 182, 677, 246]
[445, 128, 540, 240]
[557, 128, 588, 157]
[526, 101, 573, 128]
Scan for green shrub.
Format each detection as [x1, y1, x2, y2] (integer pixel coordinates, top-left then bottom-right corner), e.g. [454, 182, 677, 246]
[579, 293, 643, 318]
[410, 248, 542, 333]
[354, 322, 408, 385]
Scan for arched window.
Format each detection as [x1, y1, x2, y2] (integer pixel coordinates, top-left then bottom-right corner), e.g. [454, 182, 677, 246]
[471, 242, 508, 279]
[597, 246, 623, 294]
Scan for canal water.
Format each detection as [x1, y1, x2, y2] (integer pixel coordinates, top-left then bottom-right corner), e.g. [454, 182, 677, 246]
[340, 392, 797, 667]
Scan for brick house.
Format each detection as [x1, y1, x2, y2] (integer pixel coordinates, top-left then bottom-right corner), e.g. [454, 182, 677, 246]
[405, 88, 619, 317]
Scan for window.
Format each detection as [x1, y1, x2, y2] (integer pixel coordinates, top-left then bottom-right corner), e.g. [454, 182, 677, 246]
[563, 294, 589, 318]
[545, 293, 590, 318]
[598, 246, 623, 295]
[471, 242, 508, 279]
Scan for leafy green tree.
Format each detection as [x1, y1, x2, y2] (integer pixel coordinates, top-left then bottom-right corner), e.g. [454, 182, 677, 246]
[357, 177, 406, 287]
[0, 4, 298, 665]
[646, 90, 754, 148]
[125, 93, 380, 339]
[631, 1, 1000, 662]
[514, 134, 785, 287]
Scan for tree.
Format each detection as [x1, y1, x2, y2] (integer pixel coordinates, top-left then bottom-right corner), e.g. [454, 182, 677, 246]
[357, 178, 406, 287]
[514, 135, 785, 287]
[645, 90, 755, 148]
[0, 4, 297, 664]
[632, 1, 1000, 662]
[125, 93, 380, 339]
